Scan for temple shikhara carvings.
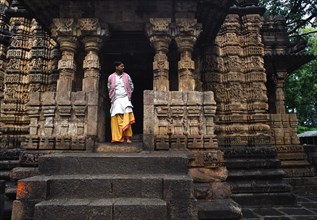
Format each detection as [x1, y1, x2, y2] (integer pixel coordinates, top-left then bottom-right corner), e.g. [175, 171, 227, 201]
[0, 0, 315, 219]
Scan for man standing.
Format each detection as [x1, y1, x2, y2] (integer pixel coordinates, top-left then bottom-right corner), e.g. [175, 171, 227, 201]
[107, 61, 135, 143]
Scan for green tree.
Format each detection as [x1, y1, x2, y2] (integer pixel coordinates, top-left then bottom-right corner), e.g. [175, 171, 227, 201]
[260, 0, 317, 131]
[259, 0, 317, 38]
[285, 29, 317, 128]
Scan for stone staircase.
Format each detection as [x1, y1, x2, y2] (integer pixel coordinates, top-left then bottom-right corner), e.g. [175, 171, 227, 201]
[223, 147, 297, 206]
[12, 151, 197, 220]
[0, 148, 22, 219]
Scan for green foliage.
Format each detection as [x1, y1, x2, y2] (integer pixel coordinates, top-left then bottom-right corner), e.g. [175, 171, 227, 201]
[259, 0, 317, 37]
[259, 1, 317, 131]
[297, 125, 317, 134]
[285, 29, 317, 128]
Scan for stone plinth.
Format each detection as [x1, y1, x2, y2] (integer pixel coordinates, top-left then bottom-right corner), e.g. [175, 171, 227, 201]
[269, 114, 315, 177]
[22, 91, 93, 154]
[11, 151, 197, 220]
[143, 90, 242, 219]
[143, 90, 217, 151]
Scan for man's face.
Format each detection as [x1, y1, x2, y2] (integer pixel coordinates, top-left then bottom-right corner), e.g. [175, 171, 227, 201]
[116, 64, 124, 73]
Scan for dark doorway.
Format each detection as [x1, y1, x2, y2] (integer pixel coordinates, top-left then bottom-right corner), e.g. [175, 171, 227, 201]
[100, 31, 154, 142]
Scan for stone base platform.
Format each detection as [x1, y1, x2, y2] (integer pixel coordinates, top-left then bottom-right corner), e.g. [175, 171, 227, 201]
[95, 142, 142, 153]
[11, 151, 197, 220]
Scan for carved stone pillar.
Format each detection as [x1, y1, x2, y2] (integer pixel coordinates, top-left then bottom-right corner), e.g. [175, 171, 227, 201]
[0, 0, 9, 101]
[79, 18, 108, 138]
[79, 18, 106, 93]
[28, 19, 51, 93]
[51, 18, 78, 93]
[146, 18, 172, 91]
[275, 71, 287, 114]
[82, 38, 101, 92]
[175, 18, 202, 91]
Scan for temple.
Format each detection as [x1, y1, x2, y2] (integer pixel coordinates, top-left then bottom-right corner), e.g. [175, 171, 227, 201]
[0, 0, 316, 219]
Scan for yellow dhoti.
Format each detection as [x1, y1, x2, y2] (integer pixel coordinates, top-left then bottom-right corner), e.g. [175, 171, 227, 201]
[111, 112, 135, 142]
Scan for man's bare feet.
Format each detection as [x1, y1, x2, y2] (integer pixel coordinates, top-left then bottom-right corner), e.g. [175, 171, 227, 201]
[126, 139, 132, 144]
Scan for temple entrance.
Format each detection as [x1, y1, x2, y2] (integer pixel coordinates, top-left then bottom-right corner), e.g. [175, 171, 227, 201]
[100, 31, 154, 142]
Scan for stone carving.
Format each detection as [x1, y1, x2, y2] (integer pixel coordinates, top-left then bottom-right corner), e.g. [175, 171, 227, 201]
[149, 18, 171, 32]
[175, 18, 202, 91]
[78, 18, 98, 31]
[58, 51, 75, 70]
[83, 51, 99, 70]
[269, 114, 315, 177]
[51, 18, 75, 36]
[144, 91, 217, 150]
[146, 18, 172, 91]
[144, 90, 228, 203]
[211, 12, 271, 148]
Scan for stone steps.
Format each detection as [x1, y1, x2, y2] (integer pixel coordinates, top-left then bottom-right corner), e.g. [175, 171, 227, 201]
[0, 160, 20, 170]
[226, 158, 281, 169]
[95, 142, 142, 153]
[222, 147, 296, 206]
[38, 152, 188, 175]
[227, 168, 285, 179]
[12, 151, 197, 220]
[229, 180, 292, 193]
[280, 160, 311, 166]
[287, 176, 317, 192]
[19, 174, 191, 200]
[34, 198, 167, 220]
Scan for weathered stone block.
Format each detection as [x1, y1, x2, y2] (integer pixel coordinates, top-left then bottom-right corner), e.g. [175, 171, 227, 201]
[16, 177, 48, 200]
[86, 105, 98, 136]
[10, 167, 39, 181]
[70, 137, 86, 150]
[143, 90, 154, 105]
[170, 91, 185, 105]
[11, 199, 38, 220]
[113, 198, 167, 220]
[155, 136, 170, 150]
[187, 91, 202, 105]
[55, 137, 71, 150]
[56, 91, 71, 105]
[187, 137, 204, 149]
[28, 92, 40, 105]
[197, 199, 242, 220]
[39, 137, 54, 150]
[41, 92, 56, 105]
[170, 136, 186, 148]
[163, 176, 192, 200]
[153, 91, 169, 105]
[71, 91, 86, 105]
[189, 150, 224, 168]
[34, 199, 112, 220]
[203, 91, 216, 105]
[48, 177, 112, 199]
[189, 167, 228, 183]
[143, 134, 155, 151]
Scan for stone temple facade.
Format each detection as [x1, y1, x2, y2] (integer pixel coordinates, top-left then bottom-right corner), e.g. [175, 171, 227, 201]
[0, 0, 315, 219]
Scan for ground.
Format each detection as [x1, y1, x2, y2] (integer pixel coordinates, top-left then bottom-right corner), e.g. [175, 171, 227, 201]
[243, 192, 317, 220]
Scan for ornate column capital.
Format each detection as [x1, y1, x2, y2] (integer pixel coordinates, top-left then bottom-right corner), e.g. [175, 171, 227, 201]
[51, 18, 79, 38]
[147, 18, 172, 35]
[174, 18, 202, 53]
[146, 18, 172, 53]
[146, 18, 173, 91]
[79, 18, 109, 36]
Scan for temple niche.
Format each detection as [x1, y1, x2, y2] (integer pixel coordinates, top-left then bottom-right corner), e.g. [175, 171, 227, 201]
[0, 0, 315, 220]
